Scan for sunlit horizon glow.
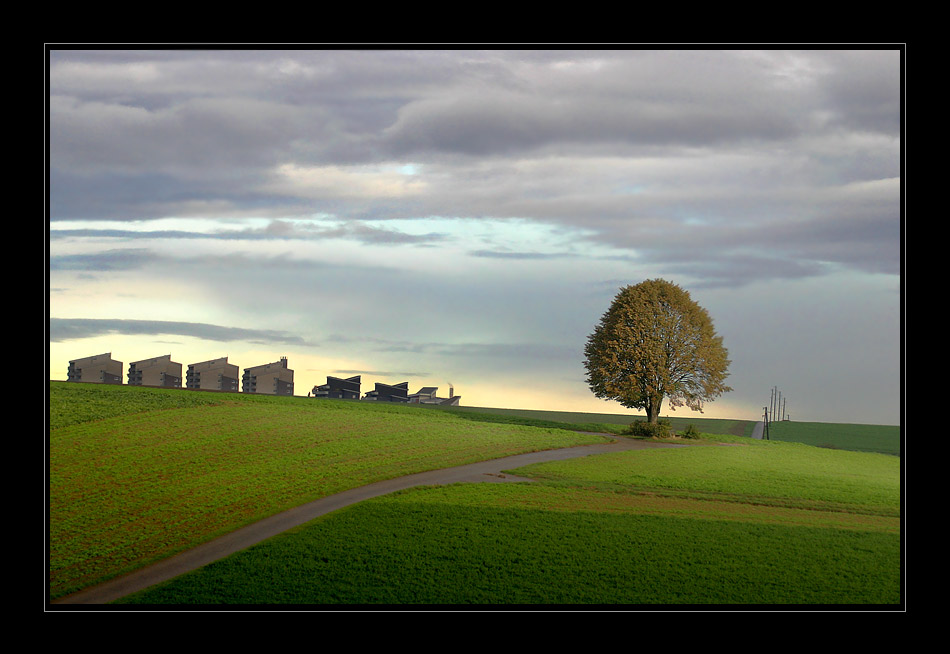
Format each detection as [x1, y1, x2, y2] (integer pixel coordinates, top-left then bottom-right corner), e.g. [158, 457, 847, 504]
[48, 48, 902, 427]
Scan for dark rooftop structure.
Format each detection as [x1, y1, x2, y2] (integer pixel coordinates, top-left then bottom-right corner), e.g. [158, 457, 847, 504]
[363, 381, 410, 403]
[312, 375, 361, 400]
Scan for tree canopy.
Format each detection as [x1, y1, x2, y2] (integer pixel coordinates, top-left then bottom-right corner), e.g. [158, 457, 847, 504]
[583, 279, 732, 423]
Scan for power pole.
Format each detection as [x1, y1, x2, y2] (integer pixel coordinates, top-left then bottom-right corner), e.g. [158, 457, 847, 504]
[768, 386, 790, 423]
[770, 386, 776, 426]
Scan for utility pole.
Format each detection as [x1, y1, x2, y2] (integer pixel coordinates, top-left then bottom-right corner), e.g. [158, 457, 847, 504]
[770, 387, 776, 426]
[768, 385, 790, 423]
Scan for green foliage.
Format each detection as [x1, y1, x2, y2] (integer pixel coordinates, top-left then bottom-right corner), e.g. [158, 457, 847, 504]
[681, 423, 701, 439]
[584, 279, 732, 423]
[624, 418, 673, 439]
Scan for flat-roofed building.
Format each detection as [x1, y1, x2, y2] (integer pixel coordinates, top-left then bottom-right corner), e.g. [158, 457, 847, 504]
[362, 381, 409, 403]
[242, 357, 294, 395]
[67, 353, 123, 384]
[127, 354, 182, 388]
[312, 375, 361, 399]
[408, 385, 461, 406]
[186, 357, 240, 392]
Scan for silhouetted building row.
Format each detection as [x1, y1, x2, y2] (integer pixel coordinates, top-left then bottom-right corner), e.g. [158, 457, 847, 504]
[66, 353, 293, 396]
[66, 353, 460, 404]
[311, 376, 461, 405]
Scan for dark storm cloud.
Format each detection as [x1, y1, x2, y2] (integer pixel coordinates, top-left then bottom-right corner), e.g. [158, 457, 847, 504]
[49, 318, 311, 346]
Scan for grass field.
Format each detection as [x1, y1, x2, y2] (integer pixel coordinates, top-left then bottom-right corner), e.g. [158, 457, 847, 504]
[117, 435, 900, 605]
[427, 404, 755, 438]
[49, 381, 902, 606]
[48, 382, 606, 600]
[766, 420, 900, 456]
[434, 405, 900, 456]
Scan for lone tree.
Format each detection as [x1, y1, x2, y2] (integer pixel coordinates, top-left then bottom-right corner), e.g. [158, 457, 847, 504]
[584, 279, 732, 423]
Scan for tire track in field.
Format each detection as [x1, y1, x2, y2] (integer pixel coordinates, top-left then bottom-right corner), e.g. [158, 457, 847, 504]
[50, 435, 683, 606]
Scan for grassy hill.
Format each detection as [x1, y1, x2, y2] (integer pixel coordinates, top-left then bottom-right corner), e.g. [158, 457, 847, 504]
[48, 382, 605, 600]
[118, 434, 900, 605]
[48, 382, 902, 606]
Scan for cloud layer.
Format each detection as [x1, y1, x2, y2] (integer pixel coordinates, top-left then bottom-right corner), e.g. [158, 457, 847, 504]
[47, 48, 903, 424]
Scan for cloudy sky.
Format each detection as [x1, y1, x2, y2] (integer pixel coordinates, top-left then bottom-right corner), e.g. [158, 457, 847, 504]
[47, 48, 903, 425]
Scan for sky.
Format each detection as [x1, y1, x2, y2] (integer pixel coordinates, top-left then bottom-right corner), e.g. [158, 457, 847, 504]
[46, 47, 903, 425]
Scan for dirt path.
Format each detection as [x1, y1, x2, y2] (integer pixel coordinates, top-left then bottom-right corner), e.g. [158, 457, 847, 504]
[51, 435, 683, 606]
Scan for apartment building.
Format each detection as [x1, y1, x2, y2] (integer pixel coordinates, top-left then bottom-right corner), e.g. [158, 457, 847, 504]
[242, 357, 294, 395]
[186, 357, 240, 392]
[67, 353, 123, 384]
[127, 354, 182, 388]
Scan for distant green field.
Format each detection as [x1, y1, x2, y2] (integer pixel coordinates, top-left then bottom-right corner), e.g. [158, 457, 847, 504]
[766, 421, 900, 456]
[119, 435, 900, 605]
[48, 382, 605, 600]
[426, 404, 755, 438]
[435, 405, 900, 456]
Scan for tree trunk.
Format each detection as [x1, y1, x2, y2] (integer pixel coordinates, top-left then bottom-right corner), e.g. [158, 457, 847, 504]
[647, 396, 663, 424]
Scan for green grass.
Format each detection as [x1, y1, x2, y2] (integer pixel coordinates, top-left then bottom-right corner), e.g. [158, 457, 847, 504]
[50, 382, 902, 605]
[766, 421, 900, 456]
[118, 434, 900, 606]
[48, 382, 607, 599]
[425, 404, 755, 438]
[435, 406, 900, 455]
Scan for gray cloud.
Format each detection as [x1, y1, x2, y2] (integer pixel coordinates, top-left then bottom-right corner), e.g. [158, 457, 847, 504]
[332, 369, 431, 379]
[47, 48, 902, 424]
[468, 249, 571, 260]
[50, 219, 448, 247]
[49, 249, 160, 271]
[48, 49, 900, 286]
[49, 318, 311, 346]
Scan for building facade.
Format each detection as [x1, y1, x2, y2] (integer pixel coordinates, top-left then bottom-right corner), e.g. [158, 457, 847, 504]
[408, 385, 461, 406]
[186, 357, 240, 392]
[127, 355, 182, 387]
[362, 381, 410, 402]
[313, 375, 361, 399]
[67, 353, 123, 384]
[242, 357, 294, 395]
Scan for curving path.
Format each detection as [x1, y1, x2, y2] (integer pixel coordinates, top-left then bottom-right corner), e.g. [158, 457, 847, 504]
[51, 435, 684, 605]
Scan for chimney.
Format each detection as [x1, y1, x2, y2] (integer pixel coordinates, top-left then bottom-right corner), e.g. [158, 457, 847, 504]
[449, 384, 454, 399]
[280, 356, 288, 369]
